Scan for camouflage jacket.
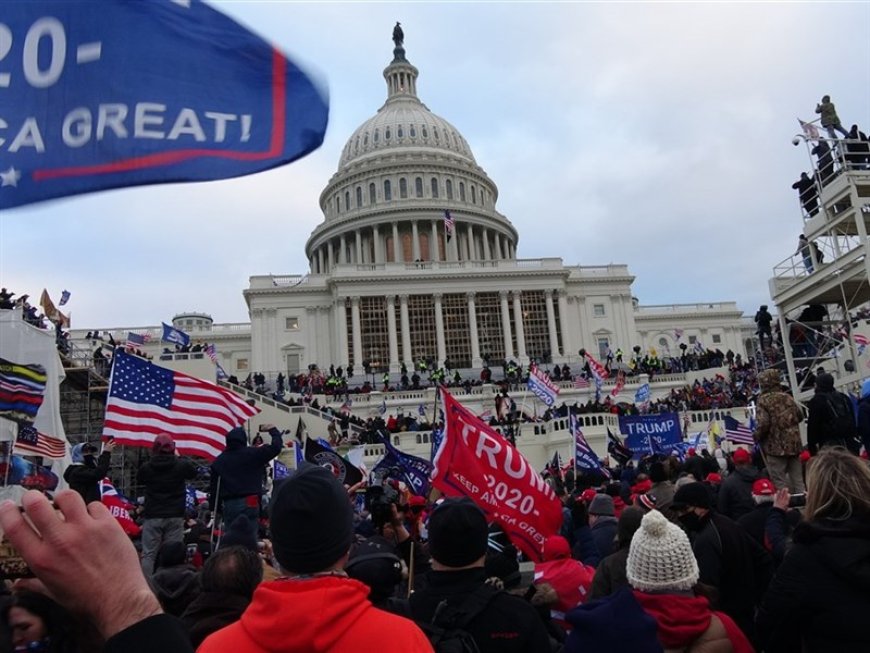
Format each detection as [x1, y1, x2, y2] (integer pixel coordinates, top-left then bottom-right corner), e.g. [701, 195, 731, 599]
[754, 390, 804, 456]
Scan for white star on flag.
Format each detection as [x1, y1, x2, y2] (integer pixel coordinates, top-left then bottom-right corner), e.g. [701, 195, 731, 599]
[1, 167, 21, 188]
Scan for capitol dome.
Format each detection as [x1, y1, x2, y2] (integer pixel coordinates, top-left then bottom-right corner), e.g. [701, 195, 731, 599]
[306, 28, 518, 271]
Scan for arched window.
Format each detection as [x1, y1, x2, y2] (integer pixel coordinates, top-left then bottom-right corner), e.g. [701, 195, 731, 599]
[410, 125, 417, 138]
[415, 177, 423, 198]
[446, 179, 453, 199]
[431, 177, 439, 198]
[374, 128, 379, 143]
[399, 178, 408, 199]
[459, 182, 466, 202]
[354, 136, 359, 152]
[422, 125, 428, 138]
[398, 125, 404, 138]
[363, 133, 369, 146]
[471, 185, 476, 204]
[433, 127, 439, 141]
[385, 127, 391, 140]
[384, 180, 392, 201]
[335, 195, 340, 213]
[344, 191, 350, 211]
[356, 186, 362, 208]
[369, 183, 376, 204]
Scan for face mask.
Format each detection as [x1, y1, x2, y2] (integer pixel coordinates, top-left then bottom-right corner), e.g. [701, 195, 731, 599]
[678, 512, 704, 532]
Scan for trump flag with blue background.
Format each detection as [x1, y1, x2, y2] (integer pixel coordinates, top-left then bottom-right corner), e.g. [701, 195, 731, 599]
[0, 0, 328, 209]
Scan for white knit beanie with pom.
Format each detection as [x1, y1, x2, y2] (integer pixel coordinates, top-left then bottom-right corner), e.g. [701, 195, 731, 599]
[627, 509, 699, 592]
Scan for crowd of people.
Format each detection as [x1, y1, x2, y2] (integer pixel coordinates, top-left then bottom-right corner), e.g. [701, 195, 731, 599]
[1, 387, 869, 652]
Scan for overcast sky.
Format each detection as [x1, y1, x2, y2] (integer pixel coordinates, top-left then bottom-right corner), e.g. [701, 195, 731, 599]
[2, 1, 868, 329]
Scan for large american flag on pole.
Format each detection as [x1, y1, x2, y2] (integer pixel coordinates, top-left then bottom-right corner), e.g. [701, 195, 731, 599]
[723, 415, 755, 446]
[103, 350, 259, 460]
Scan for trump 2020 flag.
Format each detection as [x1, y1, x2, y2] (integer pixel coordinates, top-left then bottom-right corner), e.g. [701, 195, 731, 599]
[103, 349, 259, 460]
[1, 0, 328, 209]
[162, 323, 190, 348]
[527, 365, 559, 407]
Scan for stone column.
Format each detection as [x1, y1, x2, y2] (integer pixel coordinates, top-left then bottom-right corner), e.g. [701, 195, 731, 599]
[327, 240, 334, 271]
[351, 296, 362, 367]
[467, 292, 482, 366]
[430, 220, 439, 261]
[513, 292, 527, 362]
[316, 248, 324, 274]
[391, 223, 399, 262]
[558, 290, 571, 358]
[434, 293, 447, 366]
[336, 299, 349, 366]
[466, 224, 475, 260]
[545, 290, 560, 358]
[355, 230, 362, 264]
[399, 294, 413, 368]
[387, 295, 399, 372]
[339, 235, 346, 264]
[412, 221, 420, 261]
[373, 225, 381, 264]
[500, 290, 514, 359]
[482, 228, 491, 260]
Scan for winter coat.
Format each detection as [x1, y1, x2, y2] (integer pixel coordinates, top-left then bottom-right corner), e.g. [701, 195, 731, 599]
[409, 568, 551, 653]
[199, 576, 433, 653]
[756, 516, 870, 653]
[736, 504, 773, 551]
[534, 557, 595, 629]
[690, 513, 771, 642]
[63, 451, 111, 504]
[753, 380, 803, 457]
[180, 590, 252, 649]
[209, 427, 282, 505]
[857, 395, 870, 452]
[806, 390, 857, 455]
[571, 524, 602, 567]
[151, 563, 200, 617]
[104, 615, 193, 653]
[717, 466, 759, 521]
[634, 591, 754, 653]
[815, 100, 841, 128]
[590, 516, 618, 559]
[138, 455, 197, 518]
[590, 546, 630, 600]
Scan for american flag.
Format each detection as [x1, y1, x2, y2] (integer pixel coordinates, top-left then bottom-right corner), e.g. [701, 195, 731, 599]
[610, 370, 626, 398]
[723, 415, 755, 445]
[205, 343, 218, 363]
[443, 210, 455, 240]
[126, 332, 145, 348]
[799, 118, 820, 141]
[14, 424, 67, 459]
[103, 349, 259, 460]
[573, 376, 590, 389]
[341, 397, 353, 414]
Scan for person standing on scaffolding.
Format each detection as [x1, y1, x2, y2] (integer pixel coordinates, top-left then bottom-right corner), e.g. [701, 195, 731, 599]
[815, 95, 850, 140]
[755, 305, 773, 347]
[208, 424, 283, 541]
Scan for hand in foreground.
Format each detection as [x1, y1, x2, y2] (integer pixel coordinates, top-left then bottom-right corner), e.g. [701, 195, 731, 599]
[773, 487, 790, 511]
[0, 490, 162, 639]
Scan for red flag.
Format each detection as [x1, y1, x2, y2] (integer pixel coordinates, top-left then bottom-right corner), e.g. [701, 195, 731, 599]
[100, 478, 141, 537]
[534, 558, 595, 630]
[433, 392, 563, 561]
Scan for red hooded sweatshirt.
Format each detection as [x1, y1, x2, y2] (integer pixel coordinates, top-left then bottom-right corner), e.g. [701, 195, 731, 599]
[198, 576, 433, 653]
[633, 591, 754, 653]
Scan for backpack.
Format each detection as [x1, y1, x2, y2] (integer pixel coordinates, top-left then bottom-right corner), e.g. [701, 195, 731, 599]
[824, 393, 861, 454]
[417, 584, 500, 653]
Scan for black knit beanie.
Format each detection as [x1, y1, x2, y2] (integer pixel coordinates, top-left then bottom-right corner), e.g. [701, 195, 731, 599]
[270, 465, 354, 573]
[428, 497, 489, 567]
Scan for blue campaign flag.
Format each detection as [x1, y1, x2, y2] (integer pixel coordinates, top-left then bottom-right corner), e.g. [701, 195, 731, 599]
[1, 0, 328, 209]
[161, 322, 190, 347]
[273, 459, 290, 480]
[184, 485, 196, 513]
[634, 383, 650, 404]
[377, 432, 432, 496]
[619, 412, 682, 456]
[430, 426, 444, 462]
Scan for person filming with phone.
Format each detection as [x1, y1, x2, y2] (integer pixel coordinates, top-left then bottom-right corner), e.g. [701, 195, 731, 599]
[209, 424, 283, 541]
[64, 439, 115, 504]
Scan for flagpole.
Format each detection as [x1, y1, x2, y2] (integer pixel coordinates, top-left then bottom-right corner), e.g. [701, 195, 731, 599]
[570, 407, 576, 479]
[3, 425, 15, 487]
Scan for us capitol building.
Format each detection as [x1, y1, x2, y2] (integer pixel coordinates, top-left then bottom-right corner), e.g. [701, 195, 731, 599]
[77, 31, 751, 380]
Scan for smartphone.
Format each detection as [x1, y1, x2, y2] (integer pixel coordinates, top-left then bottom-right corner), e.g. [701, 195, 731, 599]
[0, 536, 34, 579]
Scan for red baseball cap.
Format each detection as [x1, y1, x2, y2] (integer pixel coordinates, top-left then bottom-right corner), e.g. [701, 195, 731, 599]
[542, 535, 571, 561]
[705, 472, 722, 485]
[580, 488, 597, 503]
[752, 478, 776, 496]
[732, 448, 752, 464]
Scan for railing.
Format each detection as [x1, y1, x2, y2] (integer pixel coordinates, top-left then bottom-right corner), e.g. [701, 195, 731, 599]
[634, 302, 740, 314]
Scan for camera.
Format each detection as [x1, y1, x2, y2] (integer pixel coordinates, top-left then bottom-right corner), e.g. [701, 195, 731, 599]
[365, 479, 405, 529]
[788, 492, 807, 508]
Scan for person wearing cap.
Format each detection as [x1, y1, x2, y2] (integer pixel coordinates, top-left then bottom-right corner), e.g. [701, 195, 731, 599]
[626, 510, 755, 651]
[736, 478, 777, 549]
[534, 535, 595, 632]
[590, 506, 644, 600]
[408, 497, 550, 653]
[672, 482, 771, 643]
[209, 424, 283, 539]
[588, 494, 618, 559]
[646, 462, 676, 522]
[717, 448, 759, 521]
[138, 434, 198, 577]
[64, 440, 115, 504]
[199, 464, 433, 652]
[754, 368, 805, 493]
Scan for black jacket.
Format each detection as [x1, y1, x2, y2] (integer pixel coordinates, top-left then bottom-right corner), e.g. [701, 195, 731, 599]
[737, 502, 773, 550]
[757, 516, 870, 653]
[181, 590, 252, 648]
[105, 614, 194, 653]
[717, 465, 759, 520]
[690, 511, 771, 641]
[408, 568, 551, 653]
[209, 427, 283, 505]
[589, 517, 618, 559]
[807, 389, 856, 454]
[151, 564, 200, 617]
[590, 546, 630, 600]
[63, 451, 111, 504]
[138, 455, 198, 518]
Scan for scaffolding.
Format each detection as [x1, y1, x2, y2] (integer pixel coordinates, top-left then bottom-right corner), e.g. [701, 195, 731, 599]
[769, 135, 870, 401]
